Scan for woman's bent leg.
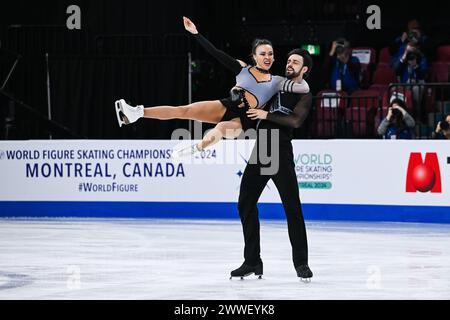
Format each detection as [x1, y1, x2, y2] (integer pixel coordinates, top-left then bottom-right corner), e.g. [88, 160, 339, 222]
[198, 118, 242, 150]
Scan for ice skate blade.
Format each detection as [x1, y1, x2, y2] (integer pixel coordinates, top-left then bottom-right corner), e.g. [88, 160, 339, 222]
[115, 100, 131, 127]
[171, 149, 188, 161]
[171, 143, 196, 161]
[229, 273, 263, 280]
[299, 277, 312, 283]
[114, 100, 124, 127]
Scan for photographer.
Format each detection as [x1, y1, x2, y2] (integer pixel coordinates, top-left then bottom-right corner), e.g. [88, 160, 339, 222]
[431, 115, 450, 139]
[392, 19, 431, 65]
[324, 38, 361, 93]
[377, 98, 415, 139]
[394, 43, 428, 83]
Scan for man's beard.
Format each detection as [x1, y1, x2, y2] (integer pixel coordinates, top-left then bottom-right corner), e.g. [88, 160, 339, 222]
[285, 69, 301, 79]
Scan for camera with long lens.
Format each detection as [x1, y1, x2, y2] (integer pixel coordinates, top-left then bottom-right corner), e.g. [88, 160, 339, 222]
[406, 48, 423, 64]
[440, 120, 450, 131]
[407, 30, 420, 44]
[334, 39, 349, 55]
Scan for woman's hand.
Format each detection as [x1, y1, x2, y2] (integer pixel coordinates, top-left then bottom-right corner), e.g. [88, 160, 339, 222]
[183, 16, 198, 34]
[386, 107, 393, 120]
[435, 122, 442, 133]
[247, 109, 268, 120]
[401, 32, 408, 43]
[329, 41, 338, 56]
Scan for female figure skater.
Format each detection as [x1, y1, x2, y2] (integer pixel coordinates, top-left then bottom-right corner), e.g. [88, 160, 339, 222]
[115, 17, 309, 158]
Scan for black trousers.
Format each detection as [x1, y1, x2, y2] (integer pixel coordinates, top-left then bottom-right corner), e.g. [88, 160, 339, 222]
[237, 139, 308, 267]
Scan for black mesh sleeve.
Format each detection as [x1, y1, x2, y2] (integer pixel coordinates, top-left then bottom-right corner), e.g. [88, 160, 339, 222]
[265, 94, 312, 128]
[193, 33, 243, 75]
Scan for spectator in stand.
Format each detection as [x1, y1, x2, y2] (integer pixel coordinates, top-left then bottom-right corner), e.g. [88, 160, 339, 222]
[377, 98, 415, 139]
[392, 19, 431, 66]
[393, 39, 429, 112]
[324, 38, 361, 94]
[431, 115, 450, 139]
[393, 43, 428, 83]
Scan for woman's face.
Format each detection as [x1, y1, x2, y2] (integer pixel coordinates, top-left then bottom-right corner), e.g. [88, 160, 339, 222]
[253, 44, 274, 70]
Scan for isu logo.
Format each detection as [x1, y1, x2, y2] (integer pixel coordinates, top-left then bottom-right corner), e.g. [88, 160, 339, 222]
[406, 153, 442, 193]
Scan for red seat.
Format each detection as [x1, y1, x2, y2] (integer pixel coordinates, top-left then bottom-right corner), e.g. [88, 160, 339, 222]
[346, 90, 380, 137]
[436, 45, 450, 63]
[350, 90, 380, 109]
[429, 62, 450, 82]
[368, 84, 388, 95]
[315, 90, 347, 138]
[372, 66, 397, 86]
[423, 87, 436, 114]
[345, 108, 370, 137]
[375, 62, 391, 69]
[378, 47, 392, 64]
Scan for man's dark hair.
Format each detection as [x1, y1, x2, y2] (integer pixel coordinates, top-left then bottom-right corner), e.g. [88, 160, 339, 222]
[287, 48, 313, 78]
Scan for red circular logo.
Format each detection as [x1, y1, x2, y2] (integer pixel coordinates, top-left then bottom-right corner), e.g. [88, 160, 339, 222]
[411, 164, 436, 192]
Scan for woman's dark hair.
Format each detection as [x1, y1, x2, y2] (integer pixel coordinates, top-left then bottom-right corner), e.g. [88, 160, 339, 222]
[390, 98, 408, 109]
[250, 38, 273, 64]
[389, 98, 408, 127]
[287, 48, 313, 78]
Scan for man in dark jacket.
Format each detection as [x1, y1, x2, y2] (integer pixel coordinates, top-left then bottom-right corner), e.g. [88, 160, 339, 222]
[230, 49, 314, 282]
[324, 38, 361, 93]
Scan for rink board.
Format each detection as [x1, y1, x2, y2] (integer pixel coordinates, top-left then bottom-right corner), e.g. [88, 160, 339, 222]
[0, 140, 449, 223]
[0, 202, 450, 223]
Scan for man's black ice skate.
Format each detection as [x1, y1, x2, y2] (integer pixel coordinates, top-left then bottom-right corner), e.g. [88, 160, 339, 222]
[229, 263, 263, 280]
[295, 264, 313, 283]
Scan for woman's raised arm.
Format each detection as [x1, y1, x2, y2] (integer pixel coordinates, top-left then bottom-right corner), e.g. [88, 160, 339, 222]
[183, 16, 243, 75]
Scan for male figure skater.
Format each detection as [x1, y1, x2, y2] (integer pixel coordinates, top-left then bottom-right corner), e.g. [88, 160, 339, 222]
[230, 49, 313, 282]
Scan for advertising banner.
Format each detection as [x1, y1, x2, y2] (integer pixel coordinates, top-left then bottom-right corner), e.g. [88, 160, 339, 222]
[0, 140, 448, 222]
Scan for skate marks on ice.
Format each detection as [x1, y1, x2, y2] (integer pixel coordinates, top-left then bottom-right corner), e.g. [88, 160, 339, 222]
[0, 272, 33, 290]
[0, 219, 449, 299]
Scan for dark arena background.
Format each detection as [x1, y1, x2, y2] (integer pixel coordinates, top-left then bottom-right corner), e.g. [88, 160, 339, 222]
[0, 0, 449, 312]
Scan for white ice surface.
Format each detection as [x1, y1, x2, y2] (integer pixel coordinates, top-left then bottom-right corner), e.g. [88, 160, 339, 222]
[0, 218, 449, 300]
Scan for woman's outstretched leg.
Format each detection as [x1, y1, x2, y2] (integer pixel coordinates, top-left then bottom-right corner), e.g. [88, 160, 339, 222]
[115, 99, 226, 126]
[173, 119, 243, 159]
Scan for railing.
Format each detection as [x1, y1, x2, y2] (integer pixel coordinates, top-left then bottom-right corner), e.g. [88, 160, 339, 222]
[1, 26, 192, 140]
[0, 88, 85, 139]
[309, 83, 450, 139]
[94, 34, 157, 54]
[386, 83, 450, 138]
[6, 25, 91, 55]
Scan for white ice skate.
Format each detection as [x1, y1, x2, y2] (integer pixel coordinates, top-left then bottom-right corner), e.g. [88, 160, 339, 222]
[172, 143, 201, 160]
[115, 99, 144, 127]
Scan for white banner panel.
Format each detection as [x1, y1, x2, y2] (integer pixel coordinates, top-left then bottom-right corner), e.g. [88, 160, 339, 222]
[0, 140, 449, 208]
